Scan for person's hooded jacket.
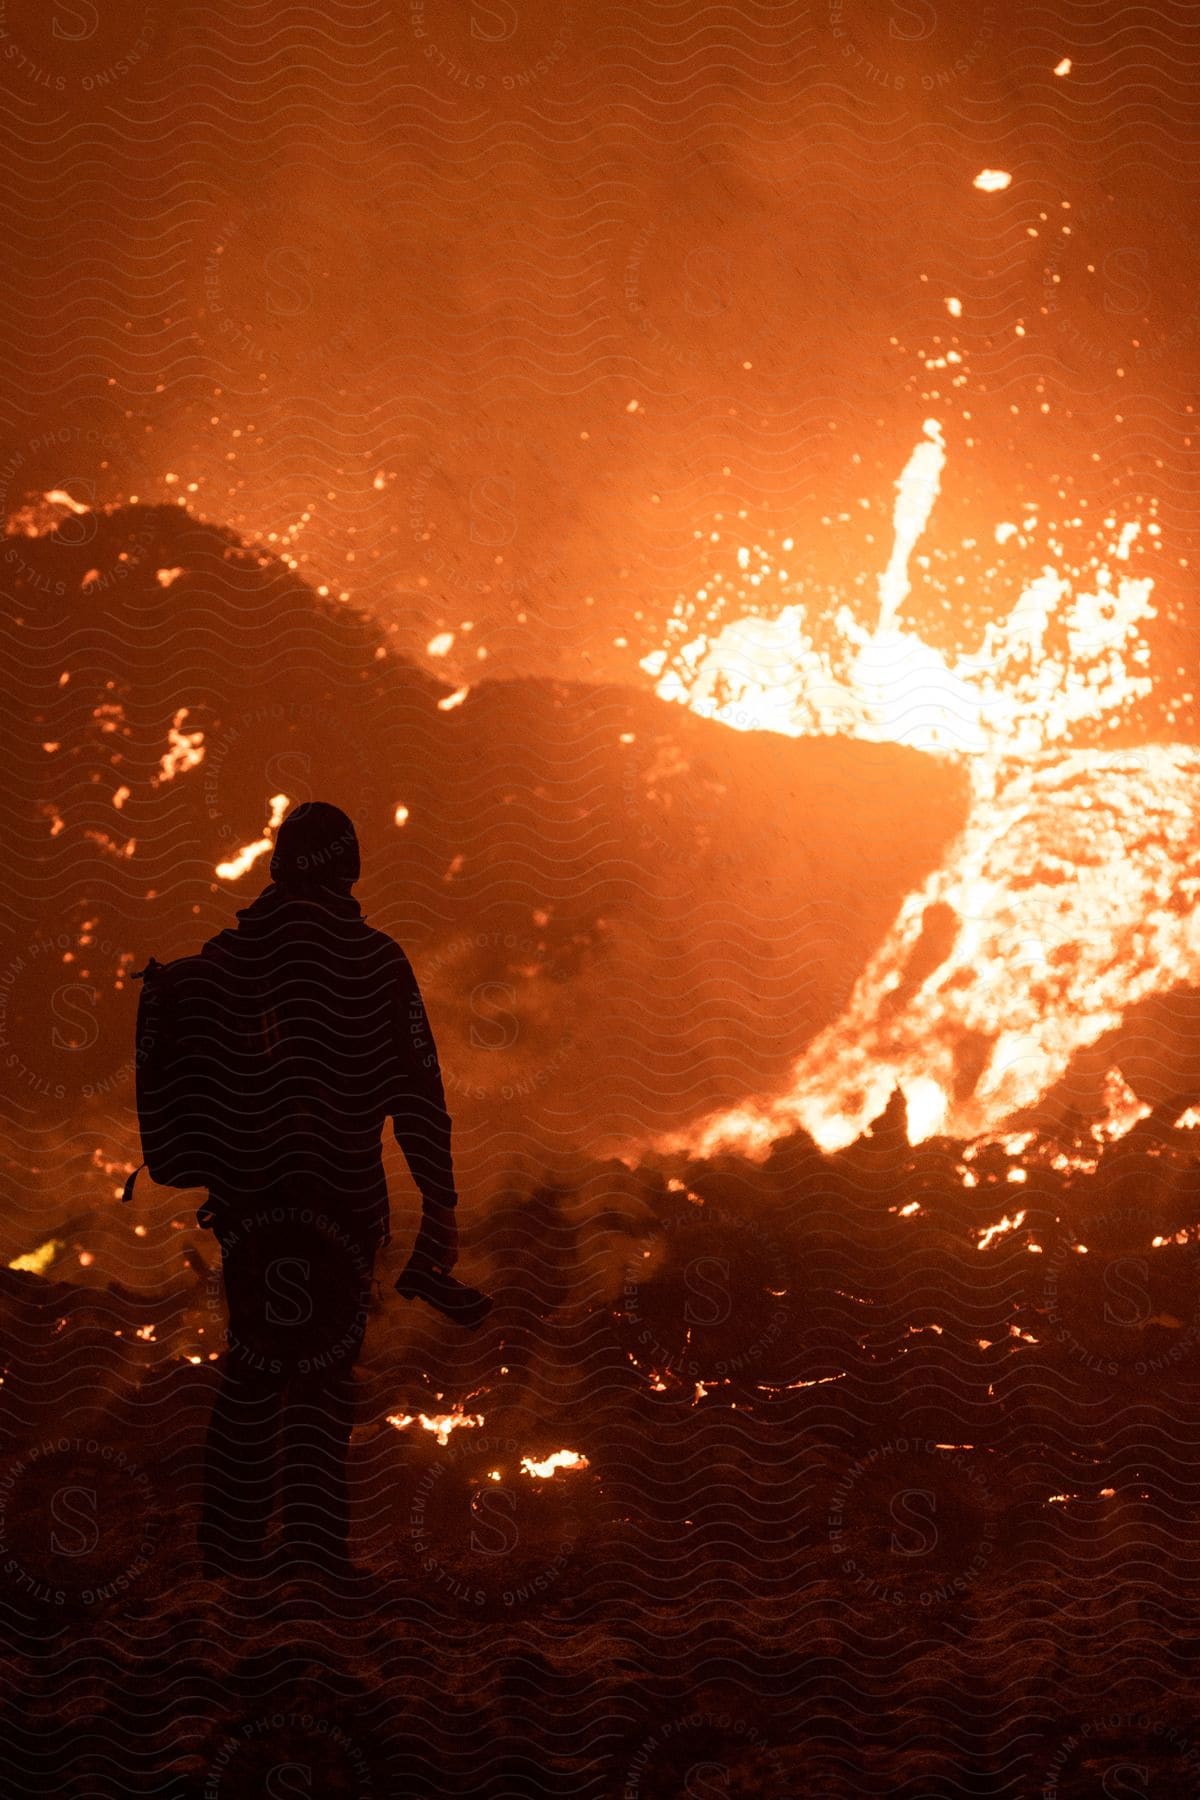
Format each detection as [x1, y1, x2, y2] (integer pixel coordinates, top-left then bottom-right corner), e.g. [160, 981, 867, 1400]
[196, 807, 455, 1246]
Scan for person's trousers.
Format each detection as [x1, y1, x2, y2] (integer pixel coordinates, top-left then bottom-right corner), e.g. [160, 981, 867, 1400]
[197, 1200, 377, 1573]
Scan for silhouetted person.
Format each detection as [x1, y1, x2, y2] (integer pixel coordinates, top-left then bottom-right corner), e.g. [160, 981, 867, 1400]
[196, 801, 458, 1583]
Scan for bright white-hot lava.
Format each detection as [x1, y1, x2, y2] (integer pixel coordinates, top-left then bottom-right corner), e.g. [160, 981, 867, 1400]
[645, 421, 1196, 1153]
[648, 420, 1157, 760]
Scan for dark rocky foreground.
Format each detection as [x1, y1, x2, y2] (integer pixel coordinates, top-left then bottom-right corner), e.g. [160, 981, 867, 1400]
[3, 506, 1199, 1796]
[1, 1112, 1199, 1797]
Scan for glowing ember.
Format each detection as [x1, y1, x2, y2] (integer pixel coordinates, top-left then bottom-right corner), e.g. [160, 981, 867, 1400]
[214, 793, 290, 881]
[975, 1211, 1026, 1251]
[42, 487, 90, 515]
[8, 1238, 61, 1275]
[1090, 1067, 1151, 1144]
[158, 708, 205, 782]
[520, 1450, 589, 1479]
[386, 1408, 485, 1445]
[878, 419, 945, 633]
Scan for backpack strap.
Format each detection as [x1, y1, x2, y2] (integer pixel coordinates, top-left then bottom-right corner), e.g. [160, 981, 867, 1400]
[121, 956, 161, 1204]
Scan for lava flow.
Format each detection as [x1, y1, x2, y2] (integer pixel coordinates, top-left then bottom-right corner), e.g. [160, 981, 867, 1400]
[646, 415, 1197, 1154]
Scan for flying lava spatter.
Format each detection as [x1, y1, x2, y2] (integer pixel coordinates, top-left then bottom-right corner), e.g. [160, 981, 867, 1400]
[645, 414, 1200, 1153]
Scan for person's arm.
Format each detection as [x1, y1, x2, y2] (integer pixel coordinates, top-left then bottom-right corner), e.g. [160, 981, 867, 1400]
[391, 954, 459, 1271]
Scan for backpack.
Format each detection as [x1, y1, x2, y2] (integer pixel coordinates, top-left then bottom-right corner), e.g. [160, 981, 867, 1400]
[122, 953, 242, 1204]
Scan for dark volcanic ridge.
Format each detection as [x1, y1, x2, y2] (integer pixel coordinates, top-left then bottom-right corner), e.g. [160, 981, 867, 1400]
[1, 498, 966, 1195]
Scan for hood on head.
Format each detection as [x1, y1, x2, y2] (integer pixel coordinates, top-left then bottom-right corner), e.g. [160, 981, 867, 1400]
[269, 800, 361, 893]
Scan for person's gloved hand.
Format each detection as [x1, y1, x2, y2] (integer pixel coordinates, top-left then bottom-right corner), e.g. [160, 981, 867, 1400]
[410, 1200, 459, 1273]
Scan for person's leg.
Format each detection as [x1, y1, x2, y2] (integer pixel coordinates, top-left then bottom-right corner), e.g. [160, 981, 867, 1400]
[278, 1365, 360, 1570]
[277, 1229, 376, 1574]
[198, 1360, 283, 1574]
[198, 1220, 284, 1574]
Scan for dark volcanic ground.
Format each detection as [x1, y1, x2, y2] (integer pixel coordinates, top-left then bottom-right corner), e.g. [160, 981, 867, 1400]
[2, 507, 1200, 1796]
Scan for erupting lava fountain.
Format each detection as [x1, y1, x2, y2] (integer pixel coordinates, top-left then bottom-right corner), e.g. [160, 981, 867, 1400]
[643, 415, 1199, 1155]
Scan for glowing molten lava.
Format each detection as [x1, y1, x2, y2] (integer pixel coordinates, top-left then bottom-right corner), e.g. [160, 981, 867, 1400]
[649, 420, 1156, 759]
[386, 1407, 485, 1445]
[520, 1450, 590, 1479]
[214, 792, 290, 882]
[647, 422, 1193, 1153]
